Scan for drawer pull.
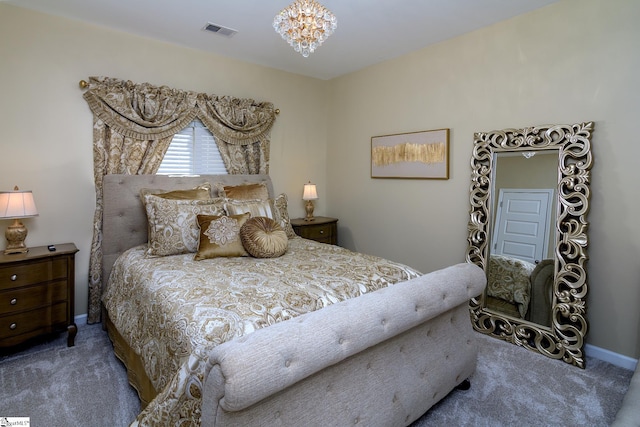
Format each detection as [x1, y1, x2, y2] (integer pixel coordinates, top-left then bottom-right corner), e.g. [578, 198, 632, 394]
[10, 298, 17, 305]
[9, 323, 17, 330]
[319, 230, 324, 234]
[10, 274, 17, 281]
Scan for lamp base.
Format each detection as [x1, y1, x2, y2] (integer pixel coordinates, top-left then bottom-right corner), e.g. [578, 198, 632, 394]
[304, 200, 316, 222]
[5, 219, 29, 255]
[4, 247, 28, 255]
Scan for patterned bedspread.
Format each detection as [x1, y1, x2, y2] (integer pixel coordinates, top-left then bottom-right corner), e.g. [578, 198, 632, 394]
[487, 254, 535, 318]
[102, 237, 421, 426]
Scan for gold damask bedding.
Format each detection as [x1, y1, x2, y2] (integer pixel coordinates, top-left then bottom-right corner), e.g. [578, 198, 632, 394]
[486, 254, 535, 318]
[102, 237, 421, 426]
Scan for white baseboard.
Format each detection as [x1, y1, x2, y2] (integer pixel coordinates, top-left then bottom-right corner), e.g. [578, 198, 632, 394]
[585, 343, 638, 371]
[74, 313, 88, 324]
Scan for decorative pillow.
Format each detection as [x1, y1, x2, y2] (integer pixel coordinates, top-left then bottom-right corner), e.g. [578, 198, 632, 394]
[225, 198, 276, 219]
[213, 182, 269, 200]
[140, 183, 212, 203]
[273, 193, 297, 239]
[143, 194, 225, 257]
[240, 217, 288, 258]
[194, 213, 251, 260]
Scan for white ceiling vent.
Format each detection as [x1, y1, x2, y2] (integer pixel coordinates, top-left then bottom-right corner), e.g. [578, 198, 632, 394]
[203, 22, 237, 38]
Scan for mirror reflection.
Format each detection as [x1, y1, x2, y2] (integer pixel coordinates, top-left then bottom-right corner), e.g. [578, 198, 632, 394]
[485, 151, 557, 327]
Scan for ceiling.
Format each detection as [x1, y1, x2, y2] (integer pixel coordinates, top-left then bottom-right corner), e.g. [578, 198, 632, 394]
[6, 0, 560, 80]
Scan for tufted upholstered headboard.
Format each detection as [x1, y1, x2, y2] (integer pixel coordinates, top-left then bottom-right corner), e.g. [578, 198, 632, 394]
[101, 174, 274, 293]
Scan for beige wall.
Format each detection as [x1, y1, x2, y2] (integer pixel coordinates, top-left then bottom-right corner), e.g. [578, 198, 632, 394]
[328, 0, 640, 358]
[0, 4, 329, 319]
[2, 0, 640, 360]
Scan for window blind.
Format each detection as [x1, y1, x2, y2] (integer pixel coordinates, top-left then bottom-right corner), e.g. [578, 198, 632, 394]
[157, 119, 227, 175]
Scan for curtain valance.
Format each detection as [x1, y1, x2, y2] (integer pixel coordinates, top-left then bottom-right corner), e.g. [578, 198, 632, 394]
[82, 76, 277, 144]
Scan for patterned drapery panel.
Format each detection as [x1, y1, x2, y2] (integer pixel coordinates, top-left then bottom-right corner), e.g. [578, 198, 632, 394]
[83, 76, 277, 323]
[198, 95, 276, 174]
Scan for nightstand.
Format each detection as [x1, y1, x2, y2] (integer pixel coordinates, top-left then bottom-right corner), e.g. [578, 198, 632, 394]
[291, 217, 338, 245]
[0, 243, 78, 348]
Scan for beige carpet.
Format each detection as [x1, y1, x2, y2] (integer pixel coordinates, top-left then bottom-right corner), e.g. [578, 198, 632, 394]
[0, 322, 633, 426]
[0, 323, 139, 426]
[413, 334, 632, 426]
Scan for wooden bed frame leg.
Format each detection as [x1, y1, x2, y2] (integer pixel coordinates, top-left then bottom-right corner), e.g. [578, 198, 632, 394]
[455, 379, 471, 391]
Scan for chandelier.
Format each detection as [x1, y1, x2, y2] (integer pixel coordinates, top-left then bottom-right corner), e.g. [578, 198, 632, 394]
[273, 0, 337, 58]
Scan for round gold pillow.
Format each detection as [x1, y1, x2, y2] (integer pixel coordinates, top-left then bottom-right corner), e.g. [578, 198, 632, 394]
[240, 216, 288, 258]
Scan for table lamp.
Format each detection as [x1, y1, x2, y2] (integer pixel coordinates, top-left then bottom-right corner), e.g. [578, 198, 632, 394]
[302, 182, 318, 221]
[0, 186, 39, 254]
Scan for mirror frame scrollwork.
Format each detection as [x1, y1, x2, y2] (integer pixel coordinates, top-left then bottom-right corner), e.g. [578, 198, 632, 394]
[466, 122, 593, 368]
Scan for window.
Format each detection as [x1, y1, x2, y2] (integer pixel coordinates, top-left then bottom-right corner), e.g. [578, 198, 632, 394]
[157, 119, 227, 175]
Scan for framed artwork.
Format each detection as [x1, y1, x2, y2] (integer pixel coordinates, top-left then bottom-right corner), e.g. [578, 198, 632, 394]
[371, 128, 449, 179]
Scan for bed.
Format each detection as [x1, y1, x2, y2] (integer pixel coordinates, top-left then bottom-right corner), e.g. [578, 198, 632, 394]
[485, 254, 554, 325]
[100, 174, 486, 426]
[486, 254, 535, 318]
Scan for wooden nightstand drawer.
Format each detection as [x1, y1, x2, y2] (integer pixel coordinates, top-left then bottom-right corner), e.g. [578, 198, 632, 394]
[291, 217, 338, 245]
[0, 302, 68, 342]
[0, 258, 68, 289]
[0, 280, 68, 313]
[300, 224, 334, 241]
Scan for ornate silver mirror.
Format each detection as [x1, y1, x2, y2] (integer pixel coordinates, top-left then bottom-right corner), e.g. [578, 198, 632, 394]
[466, 122, 593, 367]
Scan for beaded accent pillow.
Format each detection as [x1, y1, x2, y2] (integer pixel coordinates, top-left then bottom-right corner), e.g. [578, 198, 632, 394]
[194, 213, 251, 260]
[240, 216, 288, 258]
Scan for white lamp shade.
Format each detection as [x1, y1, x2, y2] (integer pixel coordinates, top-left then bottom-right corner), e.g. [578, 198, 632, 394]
[302, 183, 318, 201]
[0, 190, 39, 219]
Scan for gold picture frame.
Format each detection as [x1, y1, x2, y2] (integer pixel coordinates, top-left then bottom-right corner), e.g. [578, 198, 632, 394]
[371, 128, 450, 179]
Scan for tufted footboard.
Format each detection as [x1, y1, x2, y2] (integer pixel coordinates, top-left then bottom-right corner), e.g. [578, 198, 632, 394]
[612, 361, 640, 426]
[201, 263, 486, 427]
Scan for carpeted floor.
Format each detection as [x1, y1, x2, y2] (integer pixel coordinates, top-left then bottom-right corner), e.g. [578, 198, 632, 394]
[0, 323, 139, 427]
[413, 335, 632, 427]
[0, 322, 633, 427]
